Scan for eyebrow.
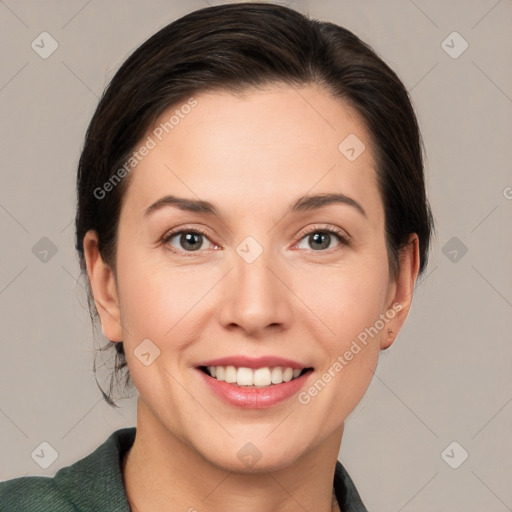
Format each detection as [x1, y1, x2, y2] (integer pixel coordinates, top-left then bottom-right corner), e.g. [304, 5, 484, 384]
[143, 193, 367, 219]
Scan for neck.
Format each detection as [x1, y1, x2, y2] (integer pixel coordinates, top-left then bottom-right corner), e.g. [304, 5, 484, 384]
[122, 398, 344, 512]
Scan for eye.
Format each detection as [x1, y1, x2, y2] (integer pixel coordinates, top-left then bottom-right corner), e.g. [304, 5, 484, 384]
[294, 225, 350, 252]
[162, 227, 218, 254]
[161, 224, 350, 256]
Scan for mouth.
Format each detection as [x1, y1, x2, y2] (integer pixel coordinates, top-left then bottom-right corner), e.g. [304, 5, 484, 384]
[198, 365, 314, 387]
[194, 356, 314, 408]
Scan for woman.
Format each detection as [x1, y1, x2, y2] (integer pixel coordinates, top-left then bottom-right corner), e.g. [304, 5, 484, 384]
[0, 2, 433, 510]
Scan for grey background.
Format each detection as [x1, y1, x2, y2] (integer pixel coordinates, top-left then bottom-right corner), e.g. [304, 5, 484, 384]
[1, 0, 511, 510]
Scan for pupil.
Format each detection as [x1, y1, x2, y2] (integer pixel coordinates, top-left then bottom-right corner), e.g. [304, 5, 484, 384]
[311, 232, 329, 250]
[182, 233, 202, 251]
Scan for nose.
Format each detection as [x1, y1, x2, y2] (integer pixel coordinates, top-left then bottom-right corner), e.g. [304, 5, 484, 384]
[218, 248, 293, 337]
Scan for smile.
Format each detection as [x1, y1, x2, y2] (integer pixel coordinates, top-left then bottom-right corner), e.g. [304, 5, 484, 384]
[195, 357, 314, 408]
[199, 365, 311, 387]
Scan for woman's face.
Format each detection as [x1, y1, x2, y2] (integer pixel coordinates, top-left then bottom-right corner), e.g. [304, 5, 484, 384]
[85, 83, 418, 472]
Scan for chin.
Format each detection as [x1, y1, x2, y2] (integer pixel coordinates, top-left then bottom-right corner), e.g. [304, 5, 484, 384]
[210, 451, 301, 474]
[195, 435, 310, 475]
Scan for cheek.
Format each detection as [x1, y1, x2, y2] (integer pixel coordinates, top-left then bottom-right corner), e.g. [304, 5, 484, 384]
[116, 251, 218, 352]
[297, 258, 390, 344]
[117, 271, 167, 336]
[297, 265, 389, 421]
[340, 273, 388, 338]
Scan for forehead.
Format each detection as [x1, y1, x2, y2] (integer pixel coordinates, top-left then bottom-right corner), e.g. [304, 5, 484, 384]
[121, 84, 381, 223]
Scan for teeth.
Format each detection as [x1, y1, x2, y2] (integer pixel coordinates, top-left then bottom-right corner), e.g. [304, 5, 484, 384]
[225, 365, 237, 384]
[271, 367, 283, 384]
[206, 366, 304, 386]
[236, 367, 253, 386]
[253, 368, 271, 387]
[282, 367, 294, 382]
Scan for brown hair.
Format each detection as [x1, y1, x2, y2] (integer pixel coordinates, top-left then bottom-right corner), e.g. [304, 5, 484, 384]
[75, 2, 434, 406]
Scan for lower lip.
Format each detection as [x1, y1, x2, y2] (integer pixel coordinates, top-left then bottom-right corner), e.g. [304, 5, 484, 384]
[197, 369, 312, 409]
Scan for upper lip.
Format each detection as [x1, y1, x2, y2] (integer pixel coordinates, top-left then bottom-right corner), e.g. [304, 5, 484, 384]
[197, 355, 310, 370]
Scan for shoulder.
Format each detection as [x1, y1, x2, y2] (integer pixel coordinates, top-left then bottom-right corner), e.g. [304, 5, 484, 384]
[0, 475, 73, 512]
[0, 427, 136, 512]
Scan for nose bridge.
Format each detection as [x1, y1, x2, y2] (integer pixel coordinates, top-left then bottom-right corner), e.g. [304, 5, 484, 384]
[236, 244, 277, 294]
[218, 236, 292, 334]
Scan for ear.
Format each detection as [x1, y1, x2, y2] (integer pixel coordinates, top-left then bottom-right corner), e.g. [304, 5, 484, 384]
[380, 233, 420, 350]
[83, 230, 123, 342]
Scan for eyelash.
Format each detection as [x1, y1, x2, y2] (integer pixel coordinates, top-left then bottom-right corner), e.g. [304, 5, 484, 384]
[161, 224, 350, 256]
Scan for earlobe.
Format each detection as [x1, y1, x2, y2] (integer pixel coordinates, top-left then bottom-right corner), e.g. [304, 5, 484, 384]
[380, 233, 420, 350]
[83, 230, 123, 342]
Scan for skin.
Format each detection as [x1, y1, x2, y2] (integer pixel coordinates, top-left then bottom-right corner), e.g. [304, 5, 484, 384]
[84, 83, 420, 512]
